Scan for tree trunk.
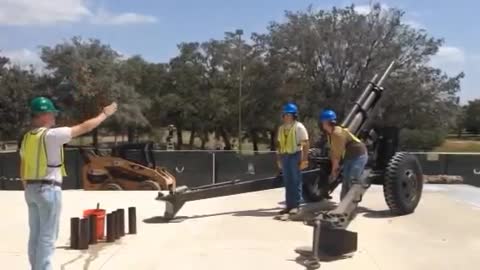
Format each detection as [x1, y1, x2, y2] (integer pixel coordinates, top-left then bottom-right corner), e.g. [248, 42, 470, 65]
[127, 127, 135, 143]
[176, 126, 183, 149]
[92, 129, 98, 147]
[250, 129, 259, 152]
[200, 131, 207, 150]
[269, 129, 276, 151]
[189, 127, 196, 147]
[219, 128, 231, 150]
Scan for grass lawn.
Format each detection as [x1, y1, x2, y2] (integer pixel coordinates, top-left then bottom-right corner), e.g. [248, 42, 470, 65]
[434, 139, 480, 152]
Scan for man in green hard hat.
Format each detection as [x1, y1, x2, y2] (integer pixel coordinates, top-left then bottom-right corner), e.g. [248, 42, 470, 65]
[20, 96, 118, 270]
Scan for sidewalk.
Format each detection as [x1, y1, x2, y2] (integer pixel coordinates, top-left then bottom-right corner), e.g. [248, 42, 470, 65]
[1, 185, 479, 270]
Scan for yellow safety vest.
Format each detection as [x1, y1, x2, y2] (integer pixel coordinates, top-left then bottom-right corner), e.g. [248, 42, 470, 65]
[278, 123, 299, 154]
[20, 128, 67, 180]
[327, 127, 362, 158]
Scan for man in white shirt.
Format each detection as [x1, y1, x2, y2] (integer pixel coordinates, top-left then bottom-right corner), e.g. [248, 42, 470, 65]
[20, 96, 117, 270]
[276, 102, 309, 217]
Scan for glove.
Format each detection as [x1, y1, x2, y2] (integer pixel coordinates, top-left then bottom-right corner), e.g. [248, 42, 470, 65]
[328, 174, 337, 183]
[277, 160, 282, 170]
[299, 160, 309, 170]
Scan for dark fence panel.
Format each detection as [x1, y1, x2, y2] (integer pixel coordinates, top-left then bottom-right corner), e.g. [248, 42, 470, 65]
[444, 154, 480, 187]
[1, 150, 479, 190]
[412, 153, 447, 175]
[413, 153, 480, 188]
[0, 154, 3, 190]
[0, 149, 82, 190]
[215, 152, 277, 183]
[154, 151, 213, 187]
[1, 151, 22, 190]
[64, 149, 82, 190]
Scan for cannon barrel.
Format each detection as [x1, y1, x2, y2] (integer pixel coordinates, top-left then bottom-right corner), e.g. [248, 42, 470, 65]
[342, 61, 395, 135]
[341, 74, 379, 128]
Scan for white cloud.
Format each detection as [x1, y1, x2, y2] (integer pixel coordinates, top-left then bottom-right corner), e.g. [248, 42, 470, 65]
[0, 0, 157, 26]
[0, 48, 44, 69]
[353, 3, 424, 29]
[354, 3, 389, 15]
[0, 0, 90, 25]
[354, 5, 372, 15]
[90, 10, 157, 25]
[430, 46, 466, 75]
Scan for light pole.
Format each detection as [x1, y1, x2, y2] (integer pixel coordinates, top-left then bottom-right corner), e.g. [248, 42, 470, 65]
[235, 29, 244, 153]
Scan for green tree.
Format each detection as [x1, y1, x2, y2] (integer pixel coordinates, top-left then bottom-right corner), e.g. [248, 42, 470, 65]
[251, 4, 462, 149]
[464, 99, 480, 134]
[0, 57, 36, 140]
[40, 37, 150, 144]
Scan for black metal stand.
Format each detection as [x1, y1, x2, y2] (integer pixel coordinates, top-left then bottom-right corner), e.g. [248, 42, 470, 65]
[70, 217, 80, 249]
[114, 210, 120, 240]
[128, 207, 137, 234]
[118, 209, 125, 237]
[106, 213, 115, 243]
[89, 215, 97, 244]
[78, 218, 89, 250]
[304, 220, 321, 269]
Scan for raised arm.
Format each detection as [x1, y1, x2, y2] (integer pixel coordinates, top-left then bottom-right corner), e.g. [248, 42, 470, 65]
[71, 102, 118, 138]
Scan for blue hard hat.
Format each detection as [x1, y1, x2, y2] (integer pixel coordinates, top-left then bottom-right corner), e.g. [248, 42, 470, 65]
[283, 103, 298, 114]
[319, 109, 337, 122]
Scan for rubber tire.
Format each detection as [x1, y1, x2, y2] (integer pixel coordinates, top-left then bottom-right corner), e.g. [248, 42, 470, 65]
[101, 182, 123, 191]
[383, 152, 423, 215]
[139, 180, 161, 190]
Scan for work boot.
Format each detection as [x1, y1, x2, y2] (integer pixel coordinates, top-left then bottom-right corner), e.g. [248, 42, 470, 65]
[288, 208, 300, 215]
[278, 208, 291, 215]
[289, 207, 308, 221]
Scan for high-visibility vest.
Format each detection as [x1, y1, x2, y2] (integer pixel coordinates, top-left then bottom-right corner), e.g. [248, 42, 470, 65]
[20, 128, 66, 180]
[327, 126, 362, 158]
[278, 122, 299, 154]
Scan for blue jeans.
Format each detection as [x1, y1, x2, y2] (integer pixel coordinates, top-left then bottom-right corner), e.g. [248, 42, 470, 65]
[340, 154, 368, 199]
[281, 152, 303, 209]
[25, 184, 62, 270]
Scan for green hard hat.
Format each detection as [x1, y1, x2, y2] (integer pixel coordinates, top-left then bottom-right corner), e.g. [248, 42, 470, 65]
[30, 97, 59, 114]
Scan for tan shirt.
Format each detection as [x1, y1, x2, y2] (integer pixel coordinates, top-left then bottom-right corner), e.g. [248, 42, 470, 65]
[329, 126, 366, 160]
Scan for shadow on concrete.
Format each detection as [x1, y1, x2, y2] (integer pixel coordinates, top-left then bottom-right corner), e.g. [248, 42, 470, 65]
[143, 207, 283, 224]
[287, 200, 339, 222]
[143, 201, 395, 225]
[292, 252, 353, 269]
[143, 216, 189, 224]
[357, 207, 395, 218]
[143, 200, 340, 224]
[58, 240, 120, 270]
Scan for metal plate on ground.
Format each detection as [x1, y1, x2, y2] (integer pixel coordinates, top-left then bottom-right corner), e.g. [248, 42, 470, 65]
[318, 227, 358, 256]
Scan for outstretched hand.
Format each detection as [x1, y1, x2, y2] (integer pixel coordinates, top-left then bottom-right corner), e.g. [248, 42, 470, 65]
[103, 102, 118, 117]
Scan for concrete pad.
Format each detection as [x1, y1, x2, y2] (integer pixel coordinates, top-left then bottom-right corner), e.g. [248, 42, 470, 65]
[1, 185, 479, 270]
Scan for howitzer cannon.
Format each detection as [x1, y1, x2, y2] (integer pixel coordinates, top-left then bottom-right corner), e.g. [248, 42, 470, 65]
[155, 61, 423, 267]
[296, 61, 423, 269]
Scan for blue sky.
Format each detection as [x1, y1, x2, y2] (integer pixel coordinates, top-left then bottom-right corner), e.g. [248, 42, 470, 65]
[0, 0, 478, 102]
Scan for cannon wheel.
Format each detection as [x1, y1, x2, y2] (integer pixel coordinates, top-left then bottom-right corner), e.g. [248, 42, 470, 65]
[383, 152, 423, 215]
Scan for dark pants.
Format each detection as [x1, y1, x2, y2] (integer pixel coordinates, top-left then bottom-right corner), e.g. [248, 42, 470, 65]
[281, 151, 303, 209]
